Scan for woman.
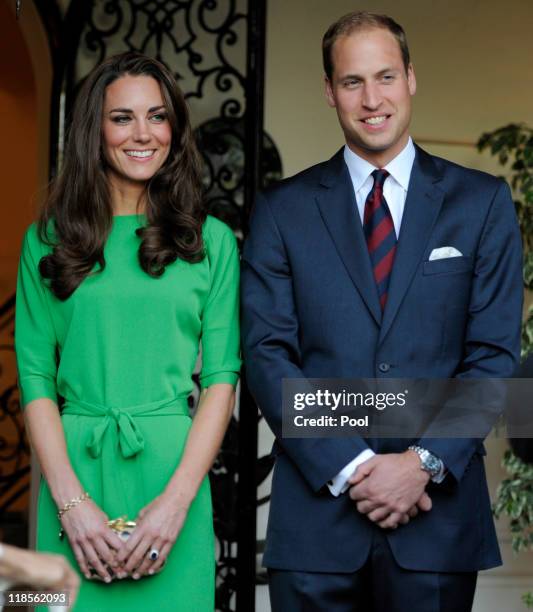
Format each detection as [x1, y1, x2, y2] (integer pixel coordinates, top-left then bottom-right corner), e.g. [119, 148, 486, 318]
[15, 52, 240, 611]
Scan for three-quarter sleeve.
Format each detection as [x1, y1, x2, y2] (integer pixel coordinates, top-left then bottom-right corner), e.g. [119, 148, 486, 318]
[199, 218, 241, 388]
[15, 226, 58, 406]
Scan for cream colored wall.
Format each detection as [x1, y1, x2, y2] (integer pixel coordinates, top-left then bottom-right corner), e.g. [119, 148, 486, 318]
[257, 2, 533, 611]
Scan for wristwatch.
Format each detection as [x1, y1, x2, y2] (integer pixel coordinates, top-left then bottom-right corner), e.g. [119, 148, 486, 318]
[408, 445, 443, 479]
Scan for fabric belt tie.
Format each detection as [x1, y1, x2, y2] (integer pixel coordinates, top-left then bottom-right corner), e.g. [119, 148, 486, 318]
[62, 396, 190, 459]
[61, 396, 190, 519]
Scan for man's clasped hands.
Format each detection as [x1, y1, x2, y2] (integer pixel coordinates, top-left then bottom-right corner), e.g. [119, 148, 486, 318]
[348, 450, 433, 530]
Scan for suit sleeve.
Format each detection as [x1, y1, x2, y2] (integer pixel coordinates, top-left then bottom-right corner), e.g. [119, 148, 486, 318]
[241, 192, 370, 492]
[419, 179, 523, 482]
[15, 226, 59, 407]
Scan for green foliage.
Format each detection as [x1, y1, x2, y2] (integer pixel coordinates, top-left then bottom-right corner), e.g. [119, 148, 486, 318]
[493, 451, 533, 607]
[523, 306, 533, 360]
[524, 251, 533, 291]
[478, 123, 533, 607]
[478, 124, 533, 252]
[478, 123, 533, 355]
[479, 123, 533, 362]
[521, 251, 533, 360]
[493, 450, 533, 553]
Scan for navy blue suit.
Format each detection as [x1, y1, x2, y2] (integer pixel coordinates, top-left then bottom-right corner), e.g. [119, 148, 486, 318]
[241, 146, 522, 604]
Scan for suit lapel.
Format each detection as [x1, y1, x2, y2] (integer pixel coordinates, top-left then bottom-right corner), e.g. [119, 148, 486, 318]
[315, 149, 382, 326]
[379, 146, 445, 342]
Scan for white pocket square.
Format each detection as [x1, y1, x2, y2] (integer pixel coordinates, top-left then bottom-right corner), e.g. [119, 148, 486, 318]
[428, 246, 463, 261]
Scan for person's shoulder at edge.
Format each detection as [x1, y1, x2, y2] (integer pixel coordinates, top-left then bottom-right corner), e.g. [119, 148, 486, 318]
[22, 221, 39, 245]
[21, 219, 57, 251]
[253, 149, 345, 213]
[20, 222, 49, 262]
[415, 143, 507, 191]
[202, 214, 238, 255]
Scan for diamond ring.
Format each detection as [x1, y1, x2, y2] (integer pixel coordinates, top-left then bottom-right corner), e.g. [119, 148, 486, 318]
[149, 549, 159, 561]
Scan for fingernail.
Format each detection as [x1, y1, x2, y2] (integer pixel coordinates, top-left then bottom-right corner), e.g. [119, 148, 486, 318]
[104, 576, 111, 583]
[85, 573, 91, 580]
[117, 572, 126, 579]
[148, 569, 154, 575]
[133, 573, 140, 580]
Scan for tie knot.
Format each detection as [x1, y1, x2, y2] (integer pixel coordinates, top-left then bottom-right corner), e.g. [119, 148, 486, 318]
[371, 168, 389, 188]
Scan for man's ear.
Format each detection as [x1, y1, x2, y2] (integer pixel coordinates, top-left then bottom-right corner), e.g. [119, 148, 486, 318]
[325, 75, 336, 108]
[407, 63, 417, 96]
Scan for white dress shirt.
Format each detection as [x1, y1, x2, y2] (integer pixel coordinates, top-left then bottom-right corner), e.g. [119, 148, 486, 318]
[345, 137, 415, 237]
[327, 138, 444, 496]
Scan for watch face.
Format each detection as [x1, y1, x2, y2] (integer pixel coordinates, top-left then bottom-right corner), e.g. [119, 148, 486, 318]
[423, 453, 441, 475]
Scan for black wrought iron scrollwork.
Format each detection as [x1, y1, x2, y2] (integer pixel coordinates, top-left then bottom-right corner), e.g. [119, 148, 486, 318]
[83, 0, 124, 65]
[73, 0, 247, 123]
[195, 116, 282, 240]
[0, 296, 30, 526]
[0, 388, 29, 515]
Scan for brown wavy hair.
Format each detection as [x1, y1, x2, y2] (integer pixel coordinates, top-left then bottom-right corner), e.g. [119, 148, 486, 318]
[38, 52, 206, 300]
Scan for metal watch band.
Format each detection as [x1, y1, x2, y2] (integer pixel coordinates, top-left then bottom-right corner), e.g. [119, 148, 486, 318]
[408, 445, 442, 478]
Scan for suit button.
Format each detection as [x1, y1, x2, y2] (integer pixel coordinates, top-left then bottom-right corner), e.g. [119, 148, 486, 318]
[378, 363, 390, 373]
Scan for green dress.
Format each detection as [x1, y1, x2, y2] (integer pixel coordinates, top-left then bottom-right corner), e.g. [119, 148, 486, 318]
[15, 214, 241, 611]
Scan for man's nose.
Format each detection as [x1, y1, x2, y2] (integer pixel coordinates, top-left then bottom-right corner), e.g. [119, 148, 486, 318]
[361, 83, 383, 109]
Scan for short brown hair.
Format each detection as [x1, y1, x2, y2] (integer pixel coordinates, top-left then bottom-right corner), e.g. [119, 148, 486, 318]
[322, 11, 410, 80]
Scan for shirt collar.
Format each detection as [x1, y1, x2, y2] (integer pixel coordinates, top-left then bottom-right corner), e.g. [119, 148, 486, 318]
[343, 137, 416, 193]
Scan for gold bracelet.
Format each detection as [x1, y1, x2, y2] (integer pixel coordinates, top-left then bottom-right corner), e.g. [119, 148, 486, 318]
[57, 492, 91, 520]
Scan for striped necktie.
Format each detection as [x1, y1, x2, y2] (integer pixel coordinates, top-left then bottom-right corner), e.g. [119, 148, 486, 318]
[363, 169, 397, 310]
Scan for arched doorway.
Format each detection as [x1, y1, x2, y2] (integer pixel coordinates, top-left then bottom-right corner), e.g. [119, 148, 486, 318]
[0, 0, 53, 550]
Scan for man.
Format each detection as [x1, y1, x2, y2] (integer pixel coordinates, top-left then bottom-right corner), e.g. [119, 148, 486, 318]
[241, 11, 523, 612]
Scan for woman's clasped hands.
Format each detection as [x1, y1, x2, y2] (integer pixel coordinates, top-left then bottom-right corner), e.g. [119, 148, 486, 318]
[115, 491, 188, 580]
[60, 498, 124, 583]
[61, 492, 188, 582]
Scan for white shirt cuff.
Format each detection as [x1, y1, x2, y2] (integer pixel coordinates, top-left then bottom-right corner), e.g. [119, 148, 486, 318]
[327, 449, 376, 497]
